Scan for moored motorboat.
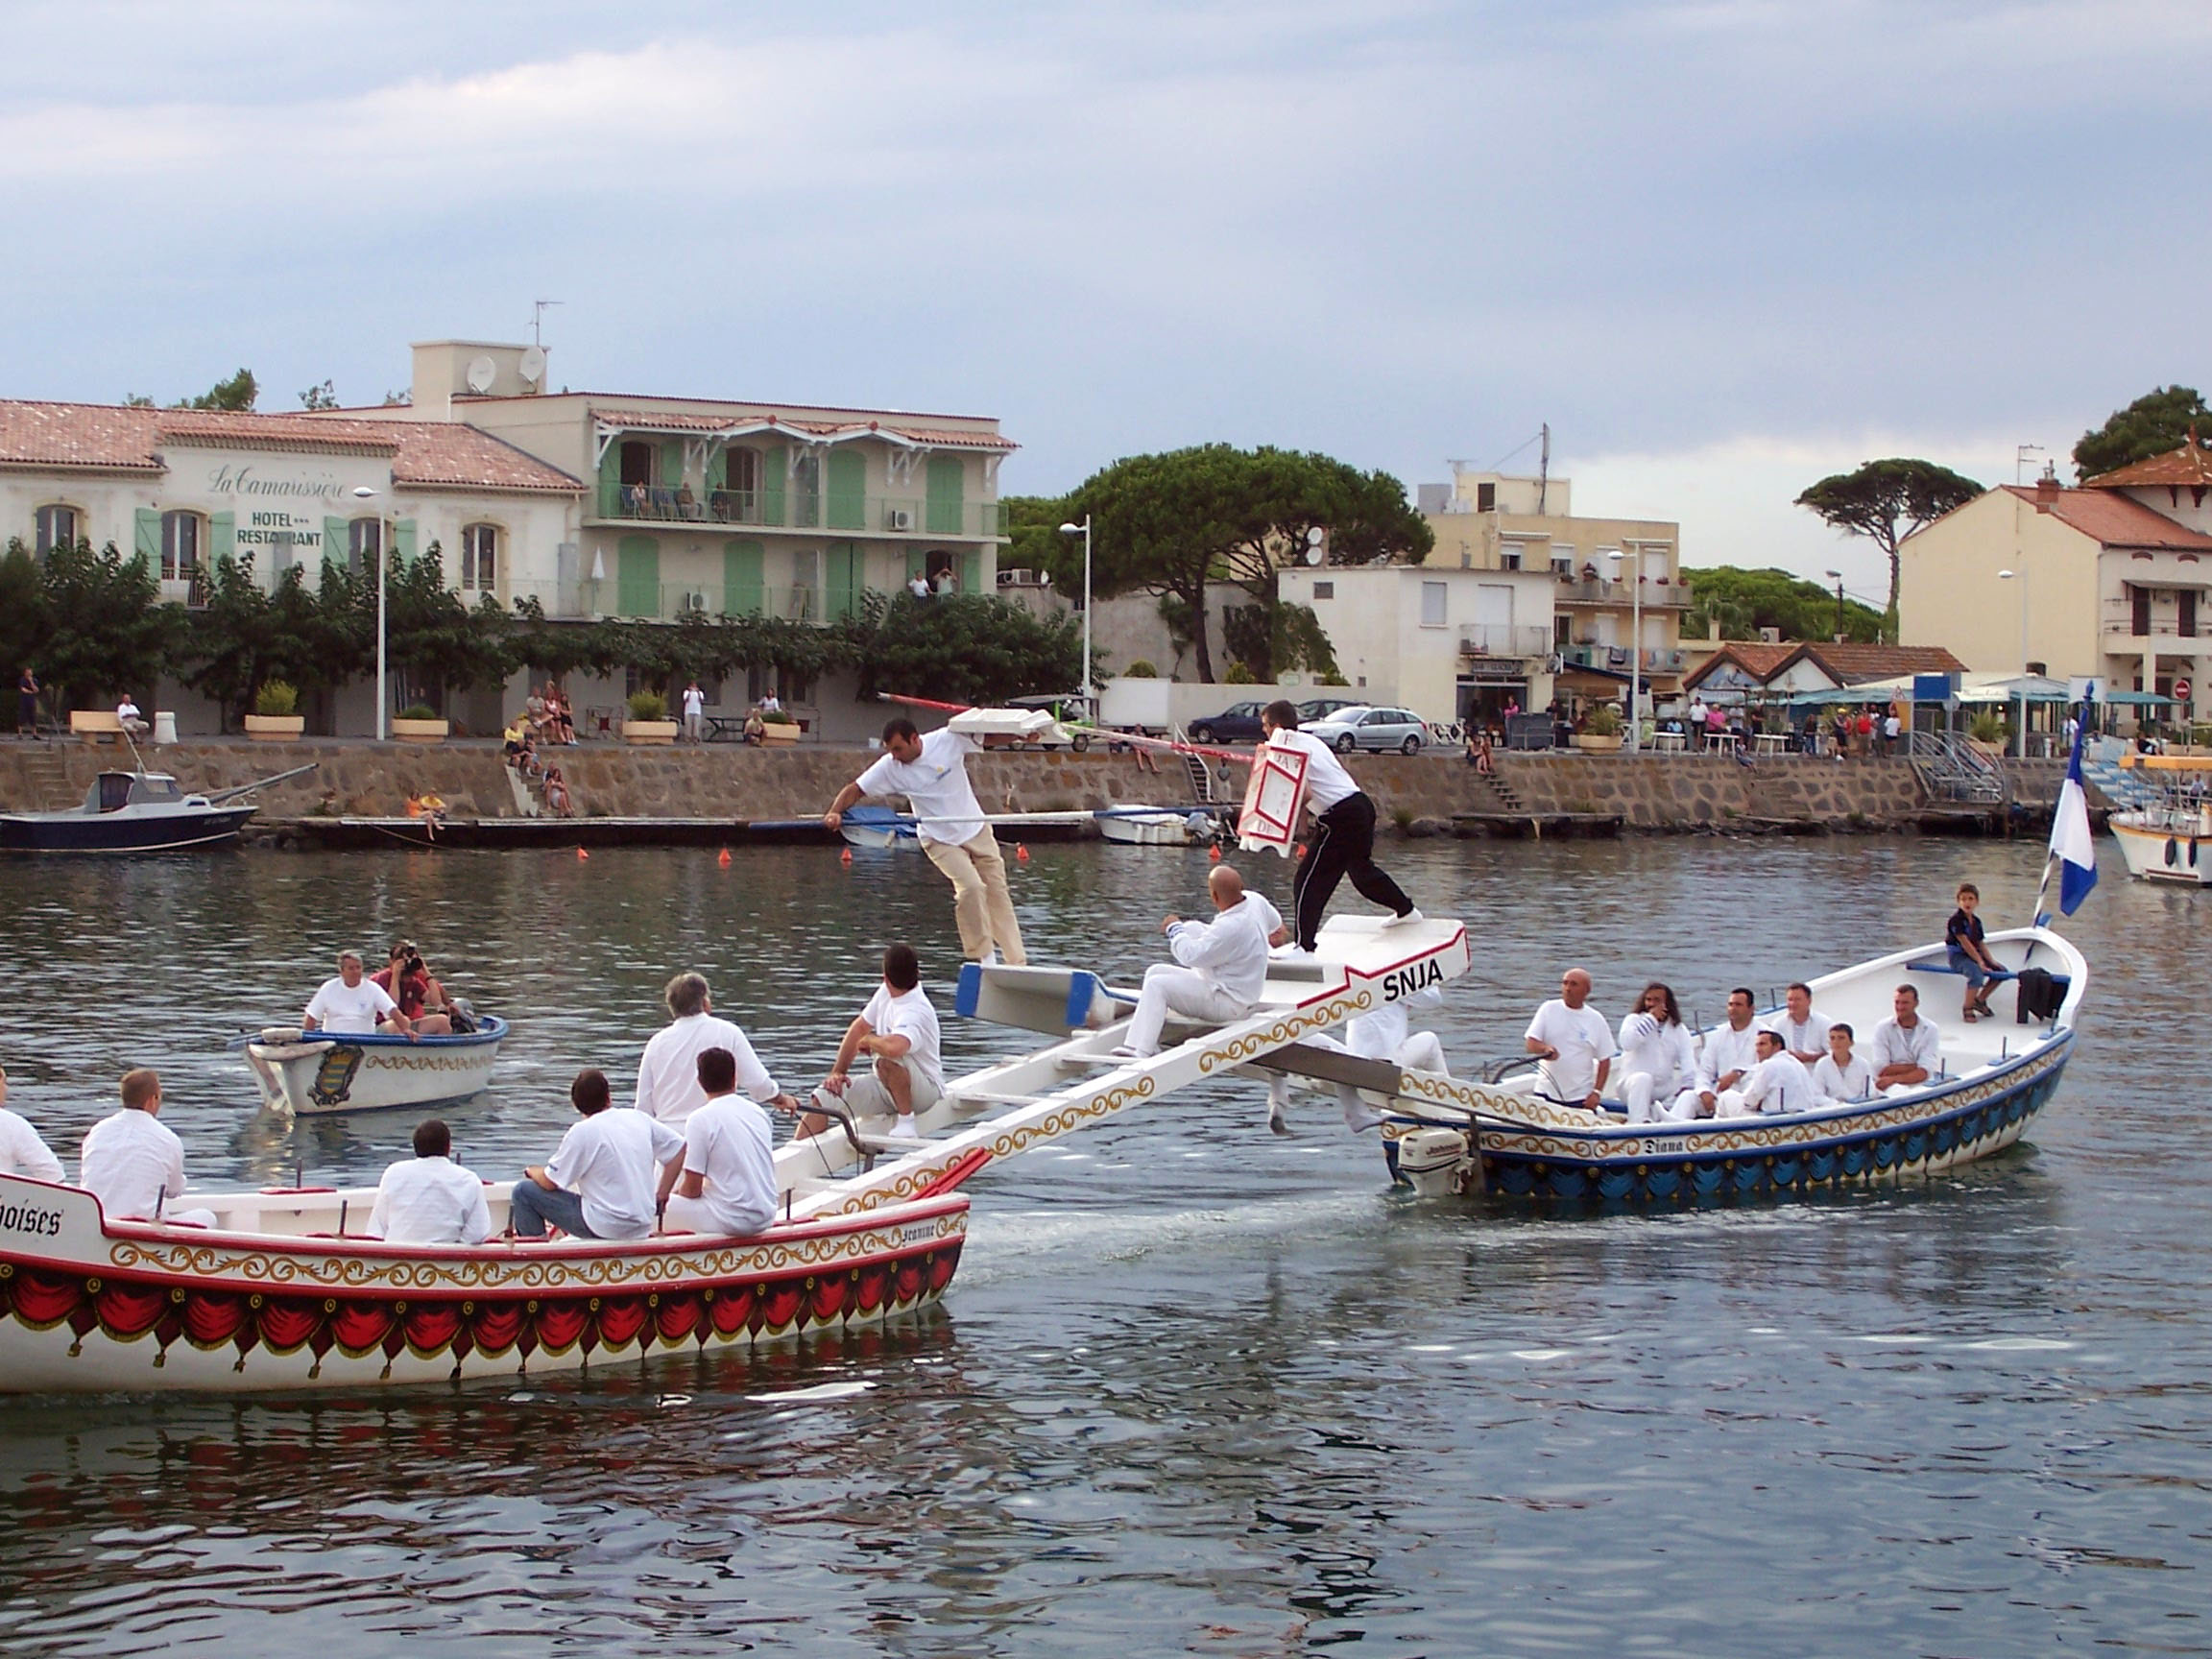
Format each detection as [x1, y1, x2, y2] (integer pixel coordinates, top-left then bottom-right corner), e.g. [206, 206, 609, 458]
[2106, 755, 2212, 884]
[243, 1017, 509, 1115]
[0, 762, 315, 855]
[1373, 926, 2085, 1202]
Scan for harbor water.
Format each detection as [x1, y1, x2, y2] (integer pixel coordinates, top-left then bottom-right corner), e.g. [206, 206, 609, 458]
[0, 835, 2204, 1654]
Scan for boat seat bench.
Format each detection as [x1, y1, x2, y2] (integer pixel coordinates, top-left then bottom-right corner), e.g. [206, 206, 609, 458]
[1907, 962, 2069, 992]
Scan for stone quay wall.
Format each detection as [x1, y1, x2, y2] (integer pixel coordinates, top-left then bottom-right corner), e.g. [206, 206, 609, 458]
[0, 741, 2082, 834]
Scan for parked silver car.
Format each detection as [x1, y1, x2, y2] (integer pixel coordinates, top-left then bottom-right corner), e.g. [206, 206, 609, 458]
[1304, 705, 1428, 755]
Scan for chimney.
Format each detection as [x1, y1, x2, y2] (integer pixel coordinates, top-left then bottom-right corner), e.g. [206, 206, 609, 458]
[2033, 463, 2059, 513]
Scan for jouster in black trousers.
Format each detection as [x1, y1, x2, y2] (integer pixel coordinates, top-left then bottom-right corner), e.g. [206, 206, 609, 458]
[1294, 791, 1412, 951]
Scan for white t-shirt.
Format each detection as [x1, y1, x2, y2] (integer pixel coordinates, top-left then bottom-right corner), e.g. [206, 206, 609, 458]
[369, 1156, 491, 1244]
[1813, 1052, 1875, 1104]
[1166, 894, 1276, 1006]
[1617, 1012, 1695, 1095]
[854, 728, 987, 847]
[1867, 1016, 1941, 1078]
[1525, 998, 1616, 1101]
[677, 1094, 779, 1237]
[544, 1108, 685, 1240]
[1264, 727, 1359, 812]
[306, 975, 398, 1035]
[1763, 1007, 1836, 1058]
[1696, 1022, 1764, 1094]
[862, 983, 943, 1094]
[80, 1108, 187, 1221]
[682, 685, 705, 717]
[0, 1107, 64, 1182]
[1737, 1051, 1816, 1116]
[116, 700, 141, 722]
[635, 1013, 779, 1128]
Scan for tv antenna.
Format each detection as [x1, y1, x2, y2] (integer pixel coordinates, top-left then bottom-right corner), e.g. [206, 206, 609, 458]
[531, 299, 563, 348]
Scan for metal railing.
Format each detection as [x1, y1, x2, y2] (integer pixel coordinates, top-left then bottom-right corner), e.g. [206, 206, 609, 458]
[1456, 623, 1551, 658]
[1554, 576, 1692, 608]
[595, 482, 1000, 538]
[1909, 731, 2008, 805]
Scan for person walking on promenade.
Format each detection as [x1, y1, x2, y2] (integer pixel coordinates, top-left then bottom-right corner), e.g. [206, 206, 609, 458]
[1260, 700, 1417, 959]
[16, 667, 37, 738]
[824, 718, 1026, 966]
[681, 680, 706, 743]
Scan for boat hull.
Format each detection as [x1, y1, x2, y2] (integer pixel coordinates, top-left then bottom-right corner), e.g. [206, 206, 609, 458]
[0, 805, 255, 854]
[244, 1017, 509, 1115]
[2110, 816, 2212, 884]
[1098, 810, 1198, 845]
[0, 1175, 968, 1393]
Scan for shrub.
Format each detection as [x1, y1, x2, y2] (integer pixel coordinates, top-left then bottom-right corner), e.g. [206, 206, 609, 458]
[1223, 661, 1256, 685]
[1967, 710, 2009, 744]
[398, 704, 439, 722]
[1316, 669, 1349, 686]
[1584, 704, 1623, 737]
[628, 690, 668, 722]
[253, 680, 299, 717]
[1123, 661, 1159, 678]
[762, 708, 797, 725]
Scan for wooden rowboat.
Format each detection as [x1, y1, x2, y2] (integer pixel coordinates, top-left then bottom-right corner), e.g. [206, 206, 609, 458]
[242, 1018, 509, 1116]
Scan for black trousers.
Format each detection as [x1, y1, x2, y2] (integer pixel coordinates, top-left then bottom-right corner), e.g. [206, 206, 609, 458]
[1293, 792, 1412, 950]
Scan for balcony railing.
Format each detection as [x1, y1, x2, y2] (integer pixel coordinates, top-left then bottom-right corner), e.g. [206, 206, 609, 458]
[1553, 576, 1692, 609]
[2104, 601, 2200, 640]
[1558, 643, 1686, 672]
[595, 482, 1000, 538]
[1457, 623, 1551, 658]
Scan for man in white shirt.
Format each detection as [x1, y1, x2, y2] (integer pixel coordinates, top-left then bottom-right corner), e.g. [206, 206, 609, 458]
[1671, 987, 1762, 1120]
[1115, 865, 1277, 1058]
[1763, 981, 1835, 1066]
[510, 1069, 685, 1240]
[80, 1069, 215, 1227]
[1689, 696, 1710, 749]
[1617, 982, 1695, 1124]
[1260, 701, 1418, 959]
[0, 1065, 64, 1183]
[680, 680, 706, 743]
[1812, 1023, 1875, 1105]
[304, 951, 417, 1039]
[115, 695, 148, 736]
[658, 1048, 779, 1238]
[805, 944, 944, 1142]
[1866, 984, 1941, 1095]
[1717, 1030, 1817, 1117]
[634, 972, 791, 1131]
[368, 1118, 491, 1245]
[825, 717, 1026, 966]
[1525, 968, 1616, 1110]
[907, 573, 931, 599]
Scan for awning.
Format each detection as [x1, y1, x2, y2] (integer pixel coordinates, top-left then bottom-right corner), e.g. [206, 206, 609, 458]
[2100, 689, 2176, 706]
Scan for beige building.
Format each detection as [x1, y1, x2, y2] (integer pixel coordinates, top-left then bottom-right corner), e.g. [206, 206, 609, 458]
[1418, 463, 1689, 711]
[1900, 447, 2212, 720]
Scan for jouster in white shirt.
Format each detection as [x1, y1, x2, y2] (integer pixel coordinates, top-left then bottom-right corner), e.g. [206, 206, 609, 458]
[1263, 727, 1359, 812]
[1763, 1008, 1836, 1057]
[635, 1013, 780, 1128]
[1617, 1012, 1695, 1095]
[1526, 999, 1616, 1101]
[1697, 1022, 1764, 1094]
[79, 1109, 187, 1221]
[673, 1094, 779, 1237]
[1866, 1017, 1941, 1078]
[305, 975, 398, 1035]
[368, 1156, 492, 1244]
[1734, 1051, 1816, 1116]
[1813, 1052, 1875, 1103]
[854, 728, 987, 847]
[859, 983, 943, 1094]
[544, 1109, 685, 1240]
[1165, 893, 1277, 1005]
[0, 1107, 64, 1183]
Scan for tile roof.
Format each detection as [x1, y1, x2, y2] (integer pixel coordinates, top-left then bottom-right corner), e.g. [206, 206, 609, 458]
[1791, 642, 1965, 684]
[2081, 435, 2212, 489]
[0, 400, 581, 493]
[1999, 484, 2212, 551]
[1687, 642, 1799, 683]
[589, 405, 1019, 451]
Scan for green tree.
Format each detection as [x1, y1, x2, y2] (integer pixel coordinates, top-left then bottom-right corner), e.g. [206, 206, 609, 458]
[0, 542, 51, 709]
[377, 543, 515, 711]
[299, 379, 340, 412]
[1221, 601, 1340, 681]
[837, 590, 1080, 707]
[2074, 384, 2212, 480]
[178, 368, 258, 412]
[177, 554, 276, 728]
[1794, 459, 1983, 639]
[35, 539, 182, 709]
[999, 493, 1079, 589]
[1681, 565, 1886, 644]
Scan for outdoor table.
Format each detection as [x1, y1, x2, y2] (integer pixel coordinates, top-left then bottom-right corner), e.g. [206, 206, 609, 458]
[1651, 731, 1687, 754]
[1753, 732, 1794, 756]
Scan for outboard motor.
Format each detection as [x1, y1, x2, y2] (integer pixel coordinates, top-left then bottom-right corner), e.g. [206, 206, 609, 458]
[1384, 1125, 1475, 1197]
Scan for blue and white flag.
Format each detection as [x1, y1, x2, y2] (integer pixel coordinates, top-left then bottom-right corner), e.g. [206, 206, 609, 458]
[2046, 710, 2099, 918]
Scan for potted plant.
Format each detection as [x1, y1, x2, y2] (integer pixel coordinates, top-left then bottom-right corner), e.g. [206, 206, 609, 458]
[244, 680, 305, 742]
[758, 708, 802, 746]
[623, 689, 678, 745]
[1966, 710, 2010, 757]
[391, 703, 450, 743]
[1575, 704, 1624, 752]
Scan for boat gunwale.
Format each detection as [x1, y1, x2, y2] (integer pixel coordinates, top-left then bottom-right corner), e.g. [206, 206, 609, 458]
[248, 1014, 511, 1054]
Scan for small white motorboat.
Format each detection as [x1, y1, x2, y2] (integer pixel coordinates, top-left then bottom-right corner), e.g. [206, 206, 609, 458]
[242, 1017, 509, 1115]
[2106, 755, 2212, 884]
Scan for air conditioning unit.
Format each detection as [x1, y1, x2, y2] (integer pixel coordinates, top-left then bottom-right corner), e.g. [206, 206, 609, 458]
[885, 507, 915, 531]
[682, 590, 710, 613]
[997, 568, 1043, 587]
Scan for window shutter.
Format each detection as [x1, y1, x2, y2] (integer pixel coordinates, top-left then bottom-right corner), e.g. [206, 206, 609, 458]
[617, 536, 660, 617]
[758, 445, 785, 526]
[926, 456, 964, 535]
[209, 511, 236, 564]
[959, 549, 982, 594]
[597, 443, 624, 517]
[133, 507, 160, 568]
[906, 549, 927, 582]
[826, 541, 860, 622]
[325, 517, 349, 570]
[395, 519, 418, 566]
[724, 540, 764, 616]
[661, 440, 685, 489]
[826, 450, 866, 531]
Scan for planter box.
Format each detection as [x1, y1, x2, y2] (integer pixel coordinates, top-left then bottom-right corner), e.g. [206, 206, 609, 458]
[1574, 733, 1623, 752]
[244, 714, 305, 742]
[391, 717, 449, 744]
[759, 723, 802, 746]
[624, 719, 679, 746]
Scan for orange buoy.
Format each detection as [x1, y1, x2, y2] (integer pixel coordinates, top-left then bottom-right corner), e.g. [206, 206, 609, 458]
[1295, 843, 1308, 859]
[717, 848, 732, 867]
[576, 848, 589, 860]
[1016, 843, 1029, 862]
[840, 846, 854, 866]
[1208, 844, 1222, 862]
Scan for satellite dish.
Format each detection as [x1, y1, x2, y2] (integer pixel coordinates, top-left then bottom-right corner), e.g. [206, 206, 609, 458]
[1305, 543, 1326, 566]
[1306, 527, 1326, 545]
[466, 354, 496, 394]
[1305, 525, 1327, 565]
[518, 346, 547, 386]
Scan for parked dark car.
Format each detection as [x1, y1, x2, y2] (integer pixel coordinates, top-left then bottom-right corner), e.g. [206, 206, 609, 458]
[1296, 696, 1361, 725]
[1186, 701, 1268, 744]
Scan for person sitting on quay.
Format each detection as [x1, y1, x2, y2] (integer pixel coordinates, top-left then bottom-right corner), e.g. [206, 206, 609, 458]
[1813, 1023, 1874, 1106]
[803, 943, 944, 1142]
[1524, 967, 1615, 1111]
[1113, 864, 1280, 1060]
[1866, 984, 1940, 1095]
[114, 693, 149, 737]
[368, 1118, 490, 1245]
[1716, 1029, 1816, 1118]
[523, 686, 550, 739]
[635, 972, 794, 1133]
[1763, 981, 1834, 1066]
[510, 1068, 684, 1241]
[1672, 986, 1762, 1119]
[80, 1068, 216, 1227]
[542, 765, 573, 818]
[543, 684, 576, 745]
[371, 940, 453, 1037]
[305, 950, 418, 1040]
[0, 1063, 64, 1182]
[1266, 982, 1451, 1136]
[1617, 980, 1695, 1125]
[1946, 881, 2008, 1022]
[657, 1047, 779, 1238]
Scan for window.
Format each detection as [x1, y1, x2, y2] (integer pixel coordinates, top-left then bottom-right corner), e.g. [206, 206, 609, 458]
[160, 511, 202, 581]
[619, 442, 655, 487]
[1420, 580, 1448, 628]
[35, 505, 78, 557]
[1313, 581, 1334, 600]
[1477, 481, 1497, 511]
[1500, 548, 1521, 571]
[2182, 589, 2200, 639]
[462, 523, 498, 591]
[349, 517, 384, 574]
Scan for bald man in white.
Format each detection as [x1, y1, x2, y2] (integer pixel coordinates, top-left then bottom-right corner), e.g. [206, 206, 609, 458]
[1114, 865, 1280, 1058]
[1525, 968, 1615, 1110]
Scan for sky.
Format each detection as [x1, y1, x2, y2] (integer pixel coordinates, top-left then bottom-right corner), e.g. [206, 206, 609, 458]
[4, 0, 2205, 603]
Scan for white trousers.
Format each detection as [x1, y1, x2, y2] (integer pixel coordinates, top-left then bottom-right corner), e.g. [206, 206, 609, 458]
[1659, 1087, 1711, 1122]
[661, 1190, 772, 1238]
[1623, 1072, 1675, 1123]
[1126, 966, 1248, 1056]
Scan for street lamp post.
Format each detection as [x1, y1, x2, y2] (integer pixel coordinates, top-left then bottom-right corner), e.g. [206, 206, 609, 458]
[1607, 545, 1643, 753]
[352, 485, 388, 741]
[1824, 568, 1844, 640]
[1058, 516, 1094, 708]
[1998, 567, 2030, 757]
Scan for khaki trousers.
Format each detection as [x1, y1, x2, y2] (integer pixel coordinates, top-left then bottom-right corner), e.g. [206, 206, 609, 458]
[923, 830, 1026, 964]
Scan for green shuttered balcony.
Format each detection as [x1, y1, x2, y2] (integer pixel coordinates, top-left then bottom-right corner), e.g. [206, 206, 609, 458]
[595, 482, 999, 538]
